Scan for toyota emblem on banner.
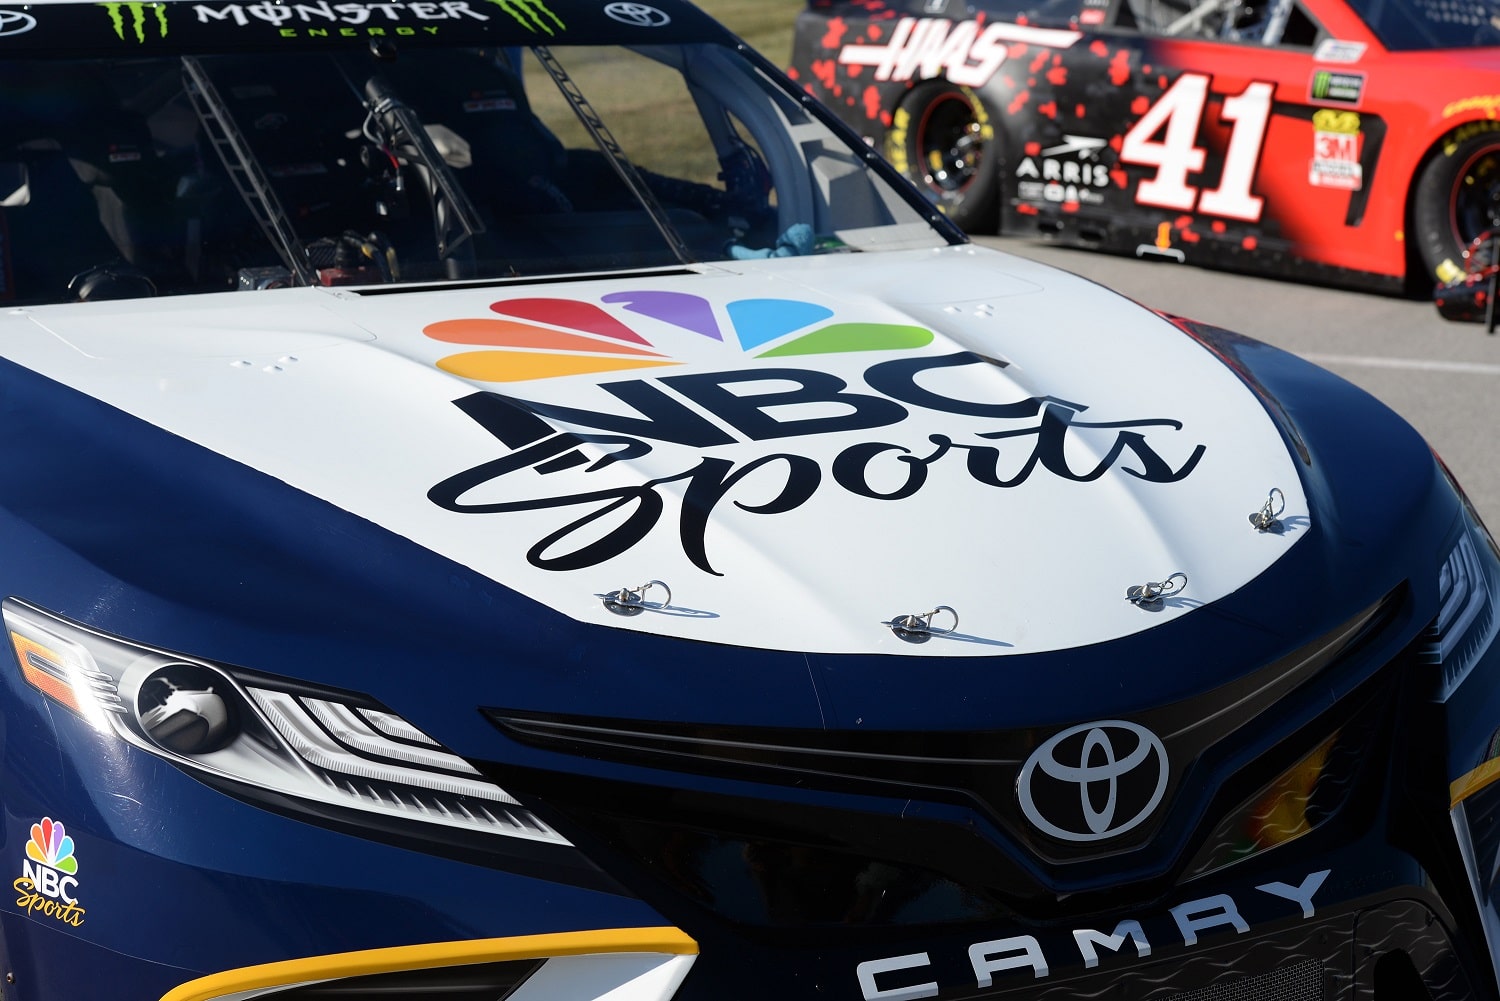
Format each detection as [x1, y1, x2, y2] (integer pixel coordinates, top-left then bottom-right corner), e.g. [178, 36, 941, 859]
[1017, 720, 1169, 842]
[603, 3, 670, 27]
[0, 10, 37, 36]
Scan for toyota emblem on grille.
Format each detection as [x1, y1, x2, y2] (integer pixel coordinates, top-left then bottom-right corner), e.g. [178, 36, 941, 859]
[1017, 720, 1169, 842]
[604, 3, 671, 27]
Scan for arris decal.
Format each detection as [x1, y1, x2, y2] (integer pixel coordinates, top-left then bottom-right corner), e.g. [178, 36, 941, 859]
[1016, 136, 1111, 208]
[423, 293, 934, 381]
[14, 818, 85, 928]
[427, 293, 1207, 575]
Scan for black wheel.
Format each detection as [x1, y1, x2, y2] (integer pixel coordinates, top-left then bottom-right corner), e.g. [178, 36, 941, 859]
[885, 80, 1000, 233]
[1413, 121, 1500, 286]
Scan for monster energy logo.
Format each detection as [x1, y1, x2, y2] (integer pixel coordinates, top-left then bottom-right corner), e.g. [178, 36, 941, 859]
[100, 1, 168, 41]
[1310, 70, 1362, 106]
[485, 0, 563, 34]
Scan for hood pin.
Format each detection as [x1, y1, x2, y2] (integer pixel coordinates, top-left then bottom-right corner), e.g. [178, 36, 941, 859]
[889, 605, 959, 643]
[602, 580, 671, 616]
[1249, 488, 1286, 533]
[1126, 572, 1187, 609]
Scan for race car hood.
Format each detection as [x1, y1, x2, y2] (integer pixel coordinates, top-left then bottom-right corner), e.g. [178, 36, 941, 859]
[6, 246, 1307, 657]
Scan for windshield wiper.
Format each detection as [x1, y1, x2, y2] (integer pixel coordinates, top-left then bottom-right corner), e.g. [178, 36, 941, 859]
[531, 45, 696, 266]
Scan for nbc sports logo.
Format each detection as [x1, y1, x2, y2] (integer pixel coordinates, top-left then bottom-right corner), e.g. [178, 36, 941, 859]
[15, 817, 86, 926]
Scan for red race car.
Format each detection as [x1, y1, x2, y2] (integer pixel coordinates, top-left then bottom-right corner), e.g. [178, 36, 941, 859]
[789, 0, 1500, 298]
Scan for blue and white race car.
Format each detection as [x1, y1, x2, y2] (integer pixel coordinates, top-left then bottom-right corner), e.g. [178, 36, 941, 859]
[0, 1, 1498, 1000]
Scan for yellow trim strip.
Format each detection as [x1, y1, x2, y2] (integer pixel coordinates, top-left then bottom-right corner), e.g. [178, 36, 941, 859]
[1451, 757, 1500, 808]
[161, 927, 699, 1001]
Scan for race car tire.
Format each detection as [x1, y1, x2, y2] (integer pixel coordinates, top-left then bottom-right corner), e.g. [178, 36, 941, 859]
[1412, 121, 1500, 287]
[885, 80, 1000, 233]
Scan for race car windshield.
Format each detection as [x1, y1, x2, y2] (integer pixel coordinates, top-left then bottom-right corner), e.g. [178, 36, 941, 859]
[0, 42, 948, 305]
[1343, 0, 1500, 49]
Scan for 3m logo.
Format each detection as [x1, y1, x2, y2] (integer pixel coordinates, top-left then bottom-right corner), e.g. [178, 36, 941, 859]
[484, 0, 563, 34]
[423, 292, 933, 382]
[100, 1, 167, 41]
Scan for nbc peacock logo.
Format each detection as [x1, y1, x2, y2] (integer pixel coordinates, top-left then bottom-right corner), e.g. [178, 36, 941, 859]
[15, 817, 85, 927]
[422, 291, 935, 383]
[26, 818, 77, 875]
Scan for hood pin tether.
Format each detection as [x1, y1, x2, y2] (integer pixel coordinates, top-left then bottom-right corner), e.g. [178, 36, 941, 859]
[1249, 488, 1286, 533]
[889, 605, 959, 643]
[1126, 572, 1187, 609]
[602, 580, 671, 616]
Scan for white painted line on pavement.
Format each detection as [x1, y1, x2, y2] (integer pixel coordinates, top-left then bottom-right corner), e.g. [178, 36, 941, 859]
[1302, 354, 1500, 377]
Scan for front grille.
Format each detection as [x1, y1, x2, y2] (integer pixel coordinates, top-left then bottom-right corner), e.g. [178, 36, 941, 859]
[491, 598, 1395, 841]
[486, 595, 1400, 895]
[1164, 960, 1323, 1001]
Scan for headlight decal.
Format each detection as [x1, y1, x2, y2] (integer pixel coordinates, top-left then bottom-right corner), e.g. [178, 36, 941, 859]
[9, 622, 125, 728]
[1423, 466, 1500, 806]
[360, 706, 442, 746]
[2, 598, 567, 845]
[1422, 529, 1500, 700]
[249, 689, 518, 804]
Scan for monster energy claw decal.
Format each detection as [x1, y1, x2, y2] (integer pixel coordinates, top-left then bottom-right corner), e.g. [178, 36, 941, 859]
[1309, 70, 1363, 106]
[487, 0, 564, 34]
[99, 1, 167, 42]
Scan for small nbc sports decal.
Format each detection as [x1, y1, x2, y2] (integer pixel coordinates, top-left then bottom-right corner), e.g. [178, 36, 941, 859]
[16, 817, 85, 927]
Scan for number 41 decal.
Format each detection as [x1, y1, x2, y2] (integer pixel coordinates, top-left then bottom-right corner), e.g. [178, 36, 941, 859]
[1119, 73, 1274, 223]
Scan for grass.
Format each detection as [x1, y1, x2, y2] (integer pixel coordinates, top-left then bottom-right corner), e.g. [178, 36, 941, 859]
[522, 0, 808, 186]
